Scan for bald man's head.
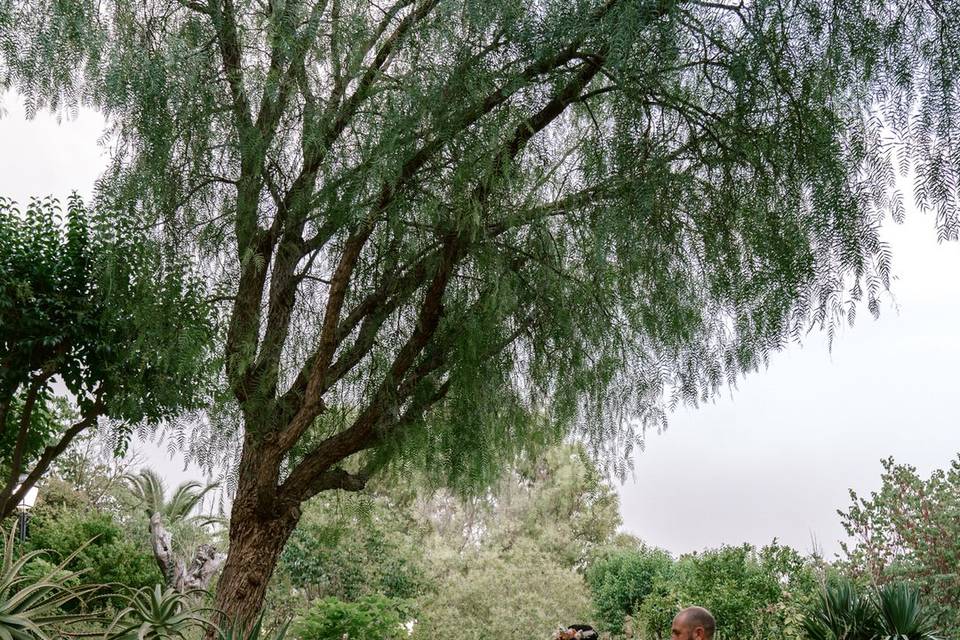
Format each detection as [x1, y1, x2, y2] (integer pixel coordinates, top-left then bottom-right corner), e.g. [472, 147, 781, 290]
[671, 607, 716, 640]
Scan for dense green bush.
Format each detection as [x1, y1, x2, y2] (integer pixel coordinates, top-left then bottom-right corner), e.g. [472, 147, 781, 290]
[293, 595, 409, 640]
[585, 542, 819, 639]
[279, 493, 427, 602]
[25, 505, 161, 606]
[413, 542, 592, 640]
[585, 545, 673, 635]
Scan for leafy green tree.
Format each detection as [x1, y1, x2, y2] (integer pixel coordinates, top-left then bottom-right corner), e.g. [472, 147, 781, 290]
[838, 455, 960, 629]
[484, 444, 622, 569]
[585, 544, 673, 635]
[615, 543, 818, 640]
[5, 0, 960, 623]
[0, 196, 215, 521]
[413, 542, 592, 640]
[293, 595, 410, 640]
[278, 489, 428, 602]
[410, 443, 613, 639]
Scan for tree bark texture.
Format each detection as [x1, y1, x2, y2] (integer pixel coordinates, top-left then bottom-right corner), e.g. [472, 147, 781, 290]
[210, 485, 300, 631]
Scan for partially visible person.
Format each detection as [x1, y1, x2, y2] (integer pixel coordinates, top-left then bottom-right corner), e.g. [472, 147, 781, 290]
[671, 607, 716, 640]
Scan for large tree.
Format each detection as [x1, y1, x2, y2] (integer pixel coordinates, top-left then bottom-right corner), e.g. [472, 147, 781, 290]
[3, 0, 958, 624]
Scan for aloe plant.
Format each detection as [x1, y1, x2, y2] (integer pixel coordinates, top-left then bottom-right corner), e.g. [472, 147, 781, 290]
[804, 579, 879, 640]
[104, 584, 210, 640]
[874, 582, 942, 640]
[804, 580, 944, 640]
[0, 526, 97, 640]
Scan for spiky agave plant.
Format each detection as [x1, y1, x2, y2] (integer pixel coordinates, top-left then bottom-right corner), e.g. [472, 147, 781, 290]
[874, 582, 943, 640]
[0, 526, 98, 640]
[103, 584, 210, 640]
[803, 579, 880, 640]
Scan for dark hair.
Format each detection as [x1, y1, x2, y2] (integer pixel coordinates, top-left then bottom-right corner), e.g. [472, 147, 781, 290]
[566, 625, 597, 639]
[678, 607, 716, 639]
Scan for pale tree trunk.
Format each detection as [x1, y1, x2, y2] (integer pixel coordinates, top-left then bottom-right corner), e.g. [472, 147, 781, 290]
[149, 513, 226, 592]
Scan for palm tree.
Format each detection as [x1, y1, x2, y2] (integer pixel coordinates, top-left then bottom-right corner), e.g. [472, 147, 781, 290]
[126, 468, 224, 592]
[126, 469, 219, 525]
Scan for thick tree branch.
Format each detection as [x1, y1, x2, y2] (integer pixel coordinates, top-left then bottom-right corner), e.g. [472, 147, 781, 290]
[0, 393, 104, 521]
[278, 58, 600, 490]
[279, 236, 462, 500]
[3, 375, 50, 502]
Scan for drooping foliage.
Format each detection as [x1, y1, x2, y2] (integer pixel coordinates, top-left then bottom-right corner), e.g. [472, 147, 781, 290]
[3, 0, 960, 621]
[0, 196, 215, 520]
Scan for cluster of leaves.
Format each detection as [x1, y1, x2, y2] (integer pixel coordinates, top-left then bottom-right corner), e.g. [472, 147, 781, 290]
[586, 541, 819, 640]
[279, 491, 427, 604]
[412, 541, 593, 640]
[838, 455, 960, 629]
[0, 195, 216, 519]
[586, 544, 673, 636]
[410, 443, 622, 639]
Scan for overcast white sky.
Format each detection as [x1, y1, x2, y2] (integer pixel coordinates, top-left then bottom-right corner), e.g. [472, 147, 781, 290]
[2, 94, 958, 560]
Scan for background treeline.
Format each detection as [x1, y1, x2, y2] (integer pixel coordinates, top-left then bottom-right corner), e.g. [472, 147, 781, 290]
[3, 436, 957, 640]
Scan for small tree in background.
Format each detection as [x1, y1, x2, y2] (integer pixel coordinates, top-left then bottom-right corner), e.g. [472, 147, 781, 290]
[838, 455, 960, 629]
[586, 544, 673, 636]
[0, 196, 216, 521]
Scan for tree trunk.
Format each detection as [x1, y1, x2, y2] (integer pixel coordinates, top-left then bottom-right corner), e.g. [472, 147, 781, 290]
[210, 492, 300, 633]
